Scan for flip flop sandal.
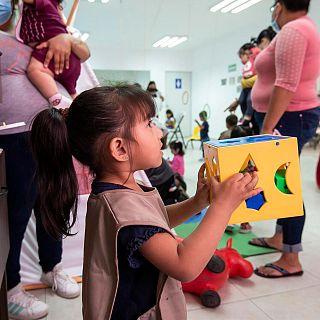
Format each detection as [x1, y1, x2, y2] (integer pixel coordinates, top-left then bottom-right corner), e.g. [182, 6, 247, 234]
[254, 263, 304, 278]
[248, 237, 279, 250]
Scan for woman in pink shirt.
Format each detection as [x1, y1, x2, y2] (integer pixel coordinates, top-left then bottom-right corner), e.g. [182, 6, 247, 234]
[251, 0, 320, 278]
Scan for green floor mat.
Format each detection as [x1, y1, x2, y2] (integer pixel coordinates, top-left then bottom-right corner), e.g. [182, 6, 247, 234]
[175, 223, 278, 258]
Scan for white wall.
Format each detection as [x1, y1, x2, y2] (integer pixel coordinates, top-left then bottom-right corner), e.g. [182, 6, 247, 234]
[88, 46, 192, 95]
[191, 2, 320, 139]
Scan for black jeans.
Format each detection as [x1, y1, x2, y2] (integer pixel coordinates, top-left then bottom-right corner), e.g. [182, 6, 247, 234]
[254, 107, 320, 251]
[0, 132, 62, 290]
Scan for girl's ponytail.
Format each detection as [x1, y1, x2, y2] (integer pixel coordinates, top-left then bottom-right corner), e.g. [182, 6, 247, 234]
[31, 108, 78, 239]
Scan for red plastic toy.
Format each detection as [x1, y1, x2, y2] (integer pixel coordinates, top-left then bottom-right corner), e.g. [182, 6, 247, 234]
[181, 238, 253, 308]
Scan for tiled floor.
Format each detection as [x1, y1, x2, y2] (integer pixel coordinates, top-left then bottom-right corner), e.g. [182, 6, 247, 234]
[25, 145, 320, 320]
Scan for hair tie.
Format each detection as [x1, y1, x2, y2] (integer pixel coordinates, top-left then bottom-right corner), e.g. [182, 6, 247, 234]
[58, 108, 69, 120]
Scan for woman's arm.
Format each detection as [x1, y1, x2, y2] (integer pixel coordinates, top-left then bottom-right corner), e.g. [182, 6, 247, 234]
[36, 34, 90, 75]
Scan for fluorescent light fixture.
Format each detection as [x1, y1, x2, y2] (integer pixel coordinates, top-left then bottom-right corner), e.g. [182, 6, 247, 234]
[231, 0, 263, 13]
[221, 0, 250, 13]
[87, 0, 95, 3]
[209, 0, 237, 13]
[101, 0, 110, 3]
[160, 36, 179, 48]
[81, 33, 90, 41]
[168, 36, 188, 48]
[153, 36, 171, 47]
[153, 36, 188, 48]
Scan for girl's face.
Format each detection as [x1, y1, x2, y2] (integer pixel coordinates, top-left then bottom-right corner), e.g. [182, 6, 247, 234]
[258, 37, 271, 50]
[240, 52, 250, 64]
[131, 118, 163, 170]
[170, 147, 178, 155]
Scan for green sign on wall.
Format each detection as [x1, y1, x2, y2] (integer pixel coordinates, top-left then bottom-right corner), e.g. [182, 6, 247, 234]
[228, 64, 237, 72]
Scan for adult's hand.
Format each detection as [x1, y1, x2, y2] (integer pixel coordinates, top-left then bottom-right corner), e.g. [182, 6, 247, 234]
[36, 33, 72, 75]
[224, 98, 239, 112]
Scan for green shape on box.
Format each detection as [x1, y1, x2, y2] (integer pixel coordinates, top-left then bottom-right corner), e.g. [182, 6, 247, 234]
[274, 169, 292, 194]
[175, 223, 277, 258]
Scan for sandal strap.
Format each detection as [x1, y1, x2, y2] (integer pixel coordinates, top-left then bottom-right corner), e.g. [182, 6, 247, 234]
[264, 263, 289, 275]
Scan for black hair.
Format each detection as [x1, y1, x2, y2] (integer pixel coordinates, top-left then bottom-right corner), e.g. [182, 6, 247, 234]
[31, 85, 156, 238]
[226, 114, 238, 127]
[257, 26, 276, 45]
[166, 109, 174, 117]
[230, 125, 253, 138]
[169, 141, 185, 156]
[238, 43, 256, 56]
[147, 81, 157, 91]
[199, 111, 208, 121]
[275, 0, 310, 12]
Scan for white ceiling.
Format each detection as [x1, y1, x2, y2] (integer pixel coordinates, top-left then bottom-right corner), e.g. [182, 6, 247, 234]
[64, 0, 320, 51]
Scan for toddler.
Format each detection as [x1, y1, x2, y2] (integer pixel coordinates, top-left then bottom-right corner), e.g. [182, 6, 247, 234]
[18, 0, 82, 107]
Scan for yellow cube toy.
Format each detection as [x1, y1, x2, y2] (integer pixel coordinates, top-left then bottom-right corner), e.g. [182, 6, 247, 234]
[204, 135, 303, 224]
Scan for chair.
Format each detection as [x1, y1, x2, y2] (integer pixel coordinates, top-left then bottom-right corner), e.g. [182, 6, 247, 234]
[186, 126, 201, 149]
[167, 113, 186, 148]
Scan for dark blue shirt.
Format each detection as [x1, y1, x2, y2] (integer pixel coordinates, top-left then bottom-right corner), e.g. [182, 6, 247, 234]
[91, 181, 166, 320]
[200, 121, 209, 140]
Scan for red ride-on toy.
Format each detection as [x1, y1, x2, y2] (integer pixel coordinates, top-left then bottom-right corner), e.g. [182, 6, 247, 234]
[182, 238, 253, 308]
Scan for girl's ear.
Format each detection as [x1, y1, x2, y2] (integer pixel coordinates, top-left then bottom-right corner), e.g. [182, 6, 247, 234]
[109, 137, 129, 162]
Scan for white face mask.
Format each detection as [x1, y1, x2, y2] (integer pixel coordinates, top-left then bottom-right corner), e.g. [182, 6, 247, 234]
[0, 0, 12, 26]
[271, 19, 281, 33]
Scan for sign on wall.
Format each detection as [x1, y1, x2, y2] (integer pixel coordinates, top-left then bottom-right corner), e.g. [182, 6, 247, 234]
[175, 78, 182, 89]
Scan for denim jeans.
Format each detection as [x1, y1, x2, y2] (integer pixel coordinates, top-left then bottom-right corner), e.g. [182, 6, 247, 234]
[254, 107, 320, 252]
[0, 132, 62, 289]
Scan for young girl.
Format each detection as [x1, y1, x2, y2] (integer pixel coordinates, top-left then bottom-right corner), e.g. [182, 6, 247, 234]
[195, 110, 210, 160]
[165, 109, 176, 129]
[168, 140, 184, 177]
[31, 85, 261, 320]
[17, 0, 83, 108]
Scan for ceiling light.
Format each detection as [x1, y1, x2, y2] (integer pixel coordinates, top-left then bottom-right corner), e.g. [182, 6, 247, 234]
[168, 36, 188, 48]
[87, 0, 95, 3]
[152, 36, 171, 48]
[209, 0, 238, 13]
[221, 0, 250, 13]
[231, 0, 263, 13]
[152, 36, 188, 48]
[101, 0, 110, 3]
[160, 36, 179, 48]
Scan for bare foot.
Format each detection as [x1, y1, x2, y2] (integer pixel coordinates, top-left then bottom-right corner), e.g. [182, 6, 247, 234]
[255, 253, 303, 277]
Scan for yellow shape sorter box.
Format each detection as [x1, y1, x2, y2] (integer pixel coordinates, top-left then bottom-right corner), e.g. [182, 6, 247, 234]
[204, 135, 303, 224]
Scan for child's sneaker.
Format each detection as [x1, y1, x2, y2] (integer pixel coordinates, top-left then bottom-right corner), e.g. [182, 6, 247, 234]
[41, 262, 80, 299]
[7, 283, 48, 320]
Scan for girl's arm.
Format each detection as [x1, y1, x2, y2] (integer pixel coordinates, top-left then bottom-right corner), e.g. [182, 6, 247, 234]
[195, 119, 204, 129]
[58, 6, 67, 25]
[23, 0, 34, 3]
[140, 172, 261, 282]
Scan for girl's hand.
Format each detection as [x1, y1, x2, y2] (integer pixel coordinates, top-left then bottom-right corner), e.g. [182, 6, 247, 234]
[210, 172, 262, 213]
[193, 164, 210, 209]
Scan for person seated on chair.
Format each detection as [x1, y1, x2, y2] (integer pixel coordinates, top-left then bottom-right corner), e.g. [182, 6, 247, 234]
[219, 114, 238, 140]
[165, 109, 176, 129]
